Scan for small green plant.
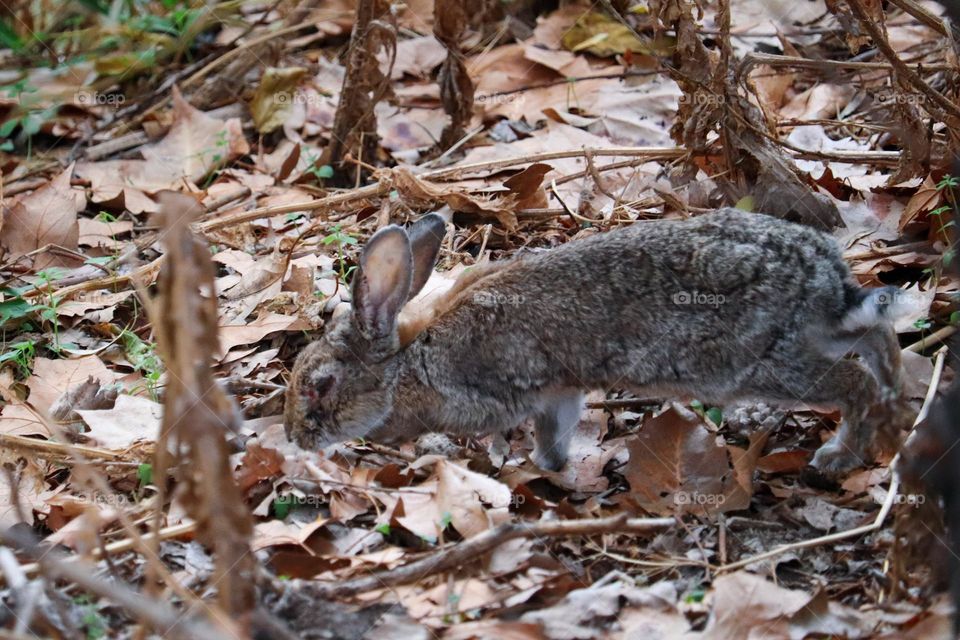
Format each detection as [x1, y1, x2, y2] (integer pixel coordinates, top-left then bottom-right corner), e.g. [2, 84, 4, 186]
[273, 495, 295, 519]
[0, 340, 36, 377]
[121, 331, 164, 400]
[0, 291, 40, 326]
[321, 224, 359, 282]
[689, 399, 722, 426]
[0, 80, 59, 157]
[137, 463, 153, 487]
[35, 268, 69, 352]
[303, 148, 335, 183]
[931, 176, 958, 256]
[73, 595, 108, 640]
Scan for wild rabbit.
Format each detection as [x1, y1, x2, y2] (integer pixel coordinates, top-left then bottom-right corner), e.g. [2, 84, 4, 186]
[284, 209, 912, 476]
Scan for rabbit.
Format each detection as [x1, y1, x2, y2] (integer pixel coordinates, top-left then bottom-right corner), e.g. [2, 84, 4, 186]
[284, 208, 913, 476]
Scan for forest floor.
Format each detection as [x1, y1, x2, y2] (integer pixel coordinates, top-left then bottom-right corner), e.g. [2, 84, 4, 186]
[0, 0, 958, 637]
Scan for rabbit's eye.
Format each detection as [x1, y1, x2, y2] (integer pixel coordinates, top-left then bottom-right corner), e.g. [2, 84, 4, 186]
[303, 375, 335, 407]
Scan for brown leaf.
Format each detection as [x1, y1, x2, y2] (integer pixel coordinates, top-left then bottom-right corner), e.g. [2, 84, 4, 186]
[900, 175, 940, 231]
[0, 457, 47, 530]
[76, 87, 249, 211]
[250, 66, 307, 134]
[386, 167, 526, 228]
[1, 164, 86, 271]
[503, 162, 553, 200]
[625, 406, 750, 517]
[26, 356, 120, 414]
[49, 376, 118, 423]
[757, 449, 810, 474]
[237, 443, 285, 492]
[0, 403, 49, 437]
[701, 571, 871, 639]
[436, 459, 511, 538]
[218, 312, 310, 357]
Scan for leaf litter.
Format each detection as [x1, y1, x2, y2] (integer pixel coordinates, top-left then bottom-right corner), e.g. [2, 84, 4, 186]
[0, 0, 957, 637]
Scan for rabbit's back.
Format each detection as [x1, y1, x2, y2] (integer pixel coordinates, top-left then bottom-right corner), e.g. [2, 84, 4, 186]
[414, 209, 863, 405]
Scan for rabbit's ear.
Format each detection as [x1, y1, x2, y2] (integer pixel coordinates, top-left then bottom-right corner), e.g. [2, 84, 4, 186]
[406, 213, 446, 300]
[353, 226, 413, 340]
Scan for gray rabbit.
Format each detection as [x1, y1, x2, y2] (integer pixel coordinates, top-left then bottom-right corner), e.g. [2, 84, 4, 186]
[284, 209, 912, 476]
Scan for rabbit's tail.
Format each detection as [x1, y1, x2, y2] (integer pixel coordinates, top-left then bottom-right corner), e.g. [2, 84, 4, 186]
[814, 285, 904, 396]
[838, 286, 908, 333]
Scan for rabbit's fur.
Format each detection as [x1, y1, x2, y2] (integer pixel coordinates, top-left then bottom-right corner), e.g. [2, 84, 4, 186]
[285, 209, 912, 475]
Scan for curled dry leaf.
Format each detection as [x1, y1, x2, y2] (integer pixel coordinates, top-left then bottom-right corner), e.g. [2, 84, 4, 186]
[382, 165, 553, 229]
[26, 355, 121, 414]
[49, 376, 118, 424]
[251, 67, 308, 134]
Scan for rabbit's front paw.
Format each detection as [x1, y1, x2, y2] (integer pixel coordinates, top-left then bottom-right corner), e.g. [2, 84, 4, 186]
[809, 440, 863, 477]
[415, 432, 462, 458]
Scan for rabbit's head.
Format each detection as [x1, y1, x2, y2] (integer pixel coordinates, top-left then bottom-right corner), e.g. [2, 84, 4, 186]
[284, 214, 446, 449]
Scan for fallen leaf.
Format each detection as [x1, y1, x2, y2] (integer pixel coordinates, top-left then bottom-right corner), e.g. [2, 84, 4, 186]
[0, 456, 46, 530]
[76, 87, 249, 211]
[218, 312, 310, 356]
[76, 394, 162, 449]
[625, 406, 752, 517]
[700, 571, 873, 639]
[562, 12, 674, 57]
[0, 403, 49, 437]
[26, 356, 120, 414]
[436, 459, 511, 538]
[1, 164, 86, 271]
[250, 67, 307, 134]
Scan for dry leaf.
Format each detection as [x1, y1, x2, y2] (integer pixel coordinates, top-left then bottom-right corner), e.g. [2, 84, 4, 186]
[251, 67, 307, 134]
[76, 394, 162, 449]
[1, 164, 86, 271]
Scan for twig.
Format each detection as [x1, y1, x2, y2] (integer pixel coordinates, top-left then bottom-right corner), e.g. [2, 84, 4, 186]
[886, 0, 950, 36]
[741, 51, 955, 74]
[0, 526, 232, 640]
[0, 433, 125, 461]
[716, 348, 948, 573]
[9, 522, 197, 581]
[843, 240, 935, 261]
[905, 325, 958, 353]
[846, 0, 960, 123]
[308, 513, 675, 598]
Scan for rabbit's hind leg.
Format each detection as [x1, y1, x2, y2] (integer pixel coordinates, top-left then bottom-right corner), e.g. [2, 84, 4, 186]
[742, 356, 881, 476]
[532, 389, 585, 471]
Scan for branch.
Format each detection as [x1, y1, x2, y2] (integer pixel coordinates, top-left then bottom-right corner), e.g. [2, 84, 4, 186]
[847, 0, 960, 123]
[309, 513, 675, 598]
